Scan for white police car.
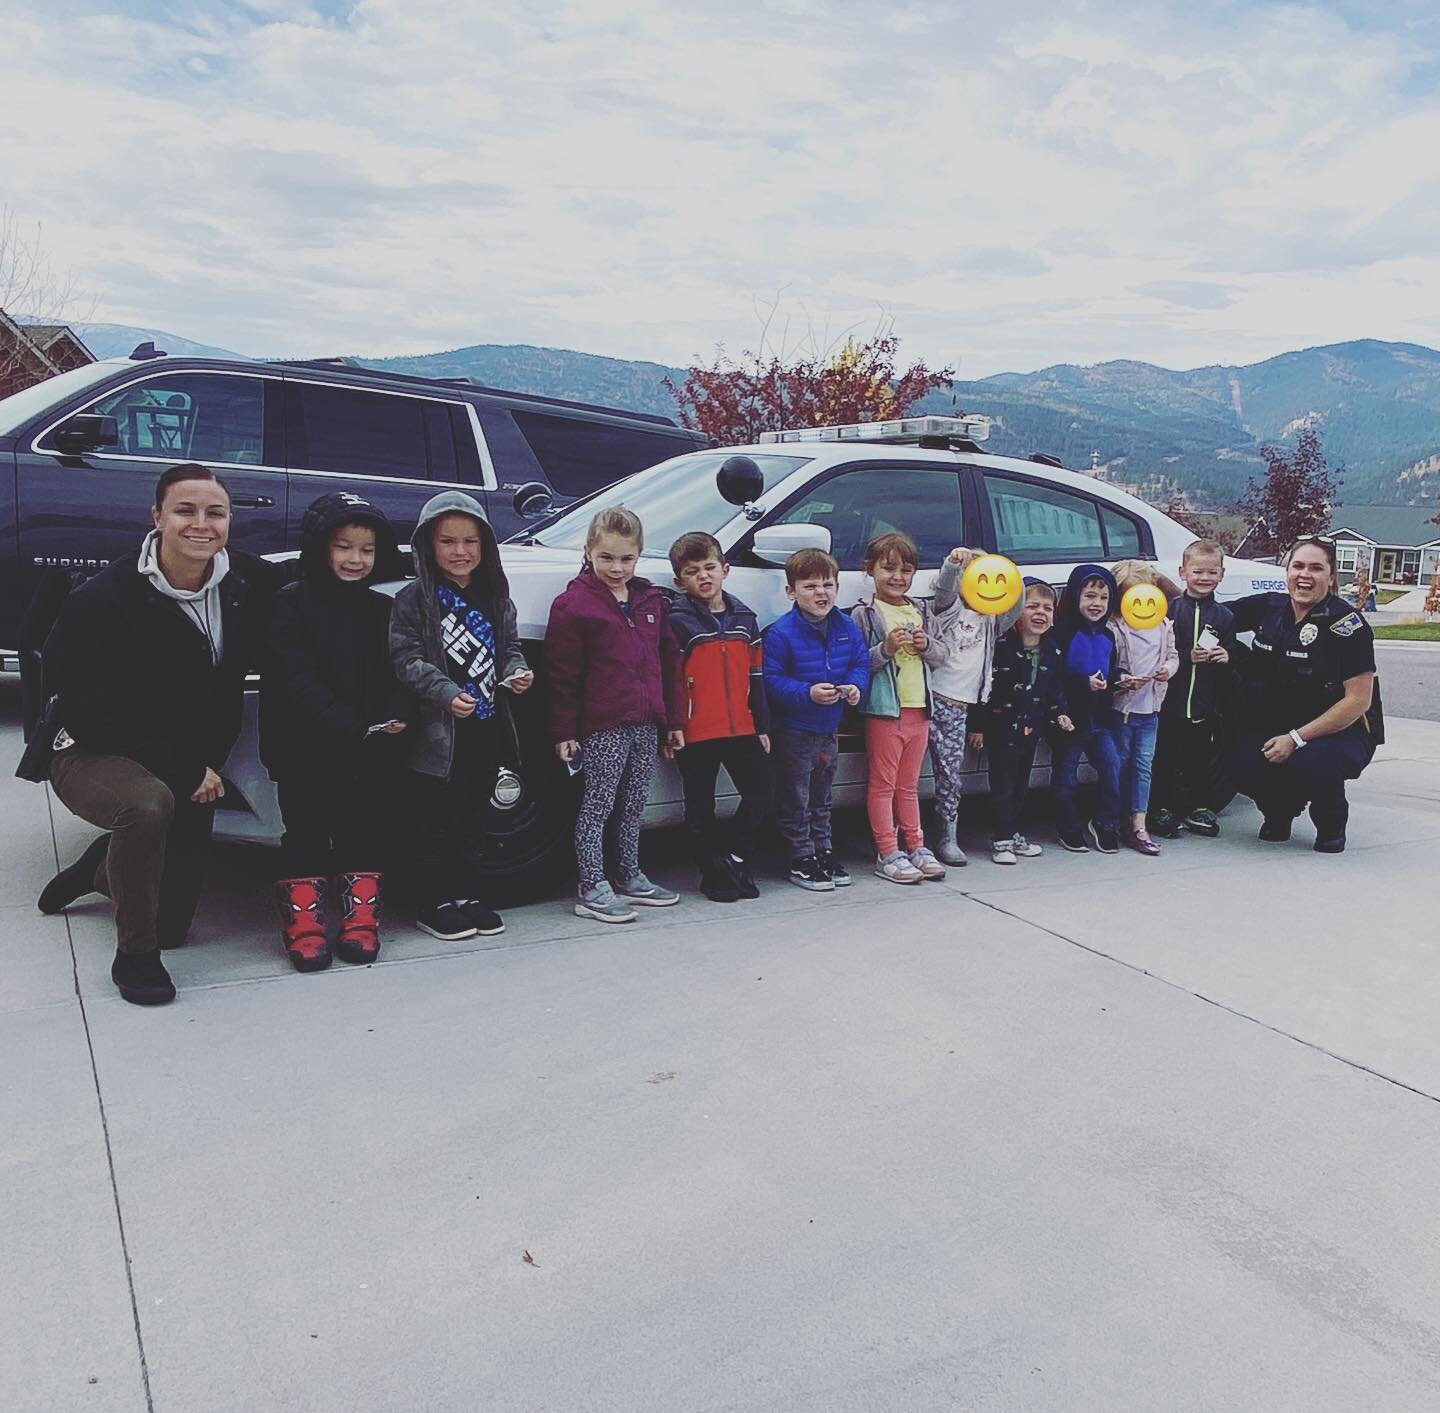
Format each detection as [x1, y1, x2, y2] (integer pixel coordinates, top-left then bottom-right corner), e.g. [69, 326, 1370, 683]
[218, 417, 1284, 902]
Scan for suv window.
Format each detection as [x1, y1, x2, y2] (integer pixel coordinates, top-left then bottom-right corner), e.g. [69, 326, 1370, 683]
[983, 474, 1107, 563]
[511, 410, 698, 497]
[70, 373, 266, 465]
[1099, 502, 1143, 557]
[773, 466, 966, 570]
[290, 383, 430, 479]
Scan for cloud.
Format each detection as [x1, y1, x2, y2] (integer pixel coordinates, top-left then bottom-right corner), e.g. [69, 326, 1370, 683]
[3, 0, 1440, 376]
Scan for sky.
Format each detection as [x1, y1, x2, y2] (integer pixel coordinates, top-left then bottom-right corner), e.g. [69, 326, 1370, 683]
[4, 0, 1440, 376]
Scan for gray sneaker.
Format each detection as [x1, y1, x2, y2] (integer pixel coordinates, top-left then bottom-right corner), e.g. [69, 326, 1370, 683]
[875, 851, 924, 884]
[907, 845, 947, 880]
[616, 871, 680, 907]
[575, 882, 637, 924]
[1011, 834, 1043, 858]
[991, 839, 1018, 866]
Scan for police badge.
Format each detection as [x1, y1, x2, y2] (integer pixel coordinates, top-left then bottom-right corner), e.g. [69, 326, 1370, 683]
[1299, 623, 1318, 646]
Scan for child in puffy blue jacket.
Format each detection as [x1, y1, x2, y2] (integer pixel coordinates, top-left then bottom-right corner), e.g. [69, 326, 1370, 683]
[762, 548, 869, 892]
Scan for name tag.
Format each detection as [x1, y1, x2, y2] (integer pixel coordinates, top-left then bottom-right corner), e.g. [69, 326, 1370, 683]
[1285, 650, 1310, 659]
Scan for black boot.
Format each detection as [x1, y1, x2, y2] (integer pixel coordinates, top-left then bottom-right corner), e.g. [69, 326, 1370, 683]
[699, 853, 741, 903]
[38, 835, 111, 915]
[111, 950, 176, 1006]
[727, 854, 760, 900]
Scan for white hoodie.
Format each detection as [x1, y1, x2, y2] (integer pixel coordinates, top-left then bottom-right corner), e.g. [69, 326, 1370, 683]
[137, 530, 229, 664]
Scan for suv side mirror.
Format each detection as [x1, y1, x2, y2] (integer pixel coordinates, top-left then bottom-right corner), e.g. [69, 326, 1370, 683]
[716, 455, 765, 507]
[512, 482, 553, 518]
[751, 523, 833, 566]
[53, 414, 119, 456]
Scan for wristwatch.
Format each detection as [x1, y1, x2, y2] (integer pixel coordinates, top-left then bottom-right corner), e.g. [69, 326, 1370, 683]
[1289, 729, 1308, 749]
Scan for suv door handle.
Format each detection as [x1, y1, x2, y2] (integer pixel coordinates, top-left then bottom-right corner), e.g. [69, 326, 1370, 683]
[231, 494, 276, 508]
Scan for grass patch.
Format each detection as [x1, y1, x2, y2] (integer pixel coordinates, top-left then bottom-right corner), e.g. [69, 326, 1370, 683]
[1375, 623, 1440, 641]
[1376, 588, 1409, 606]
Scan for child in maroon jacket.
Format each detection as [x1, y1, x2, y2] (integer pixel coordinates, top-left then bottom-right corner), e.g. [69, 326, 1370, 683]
[545, 507, 686, 924]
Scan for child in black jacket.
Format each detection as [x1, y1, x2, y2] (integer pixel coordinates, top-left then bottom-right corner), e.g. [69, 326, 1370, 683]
[967, 579, 1074, 864]
[260, 493, 409, 972]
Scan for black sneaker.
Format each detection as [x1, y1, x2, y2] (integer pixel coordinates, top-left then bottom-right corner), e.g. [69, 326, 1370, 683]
[726, 854, 760, 900]
[1257, 818, 1292, 842]
[1088, 820, 1120, 854]
[1183, 808, 1221, 838]
[1148, 808, 1183, 839]
[461, 900, 506, 936]
[700, 854, 741, 903]
[38, 835, 110, 915]
[789, 856, 835, 892]
[416, 902, 479, 940]
[1313, 833, 1346, 854]
[111, 950, 176, 1006]
[1057, 829, 1090, 853]
[816, 849, 851, 887]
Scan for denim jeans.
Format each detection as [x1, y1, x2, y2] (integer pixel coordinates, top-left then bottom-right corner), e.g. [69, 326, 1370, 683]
[1052, 728, 1121, 838]
[1113, 711, 1160, 813]
[773, 727, 838, 857]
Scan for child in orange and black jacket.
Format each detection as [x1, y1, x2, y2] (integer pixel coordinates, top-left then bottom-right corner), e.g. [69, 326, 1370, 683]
[666, 532, 773, 903]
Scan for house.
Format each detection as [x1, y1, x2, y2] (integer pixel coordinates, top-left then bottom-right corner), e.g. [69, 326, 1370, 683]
[0, 307, 95, 400]
[1326, 504, 1440, 588]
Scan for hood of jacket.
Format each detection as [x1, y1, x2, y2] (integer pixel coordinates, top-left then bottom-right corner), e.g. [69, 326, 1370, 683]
[137, 528, 230, 603]
[1056, 563, 1119, 643]
[411, 490, 509, 606]
[297, 492, 405, 586]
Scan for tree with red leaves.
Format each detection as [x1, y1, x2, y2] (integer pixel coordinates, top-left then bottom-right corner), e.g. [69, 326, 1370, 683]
[1234, 428, 1341, 558]
[665, 329, 953, 446]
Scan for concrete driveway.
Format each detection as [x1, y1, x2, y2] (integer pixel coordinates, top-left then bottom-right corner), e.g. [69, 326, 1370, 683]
[5, 672, 1440, 1412]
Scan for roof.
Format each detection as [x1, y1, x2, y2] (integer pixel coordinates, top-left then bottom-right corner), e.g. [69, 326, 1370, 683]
[1327, 504, 1440, 548]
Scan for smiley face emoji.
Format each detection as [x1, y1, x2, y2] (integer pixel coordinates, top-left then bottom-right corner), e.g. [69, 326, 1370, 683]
[1121, 583, 1166, 630]
[960, 554, 1023, 615]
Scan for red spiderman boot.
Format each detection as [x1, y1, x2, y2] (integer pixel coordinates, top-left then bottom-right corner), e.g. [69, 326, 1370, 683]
[274, 877, 332, 972]
[334, 871, 383, 965]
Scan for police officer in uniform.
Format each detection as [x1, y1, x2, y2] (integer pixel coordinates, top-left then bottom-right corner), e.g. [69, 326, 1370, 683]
[1228, 536, 1383, 853]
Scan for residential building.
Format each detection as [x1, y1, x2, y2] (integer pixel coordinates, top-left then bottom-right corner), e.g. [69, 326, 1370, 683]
[1327, 504, 1440, 588]
[0, 308, 95, 399]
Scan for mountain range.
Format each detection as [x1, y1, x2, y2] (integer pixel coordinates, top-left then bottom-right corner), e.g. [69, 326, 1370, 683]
[70, 323, 1440, 508]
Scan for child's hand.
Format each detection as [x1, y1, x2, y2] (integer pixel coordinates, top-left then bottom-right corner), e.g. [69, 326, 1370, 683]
[882, 626, 911, 659]
[910, 627, 929, 654]
[191, 766, 225, 803]
[810, 682, 840, 704]
[505, 670, 535, 695]
[1118, 673, 1145, 692]
[967, 731, 984, 752]
[1088, 671, 1107, 692]
[382, 720, 407, 734]
[662, 729, 685, 760]
[1190, 645, 1211, 663]
[450, 692, 477, 718]
[1058, 714, 1075, 733]
[835, 683, 860, 706]
[1154, 666, 1171, 682]
[556, 739, 580, 762]
[947, 546, 977, 567]
[1208, 646, 1229, 665]
[758, 733, 771, 754]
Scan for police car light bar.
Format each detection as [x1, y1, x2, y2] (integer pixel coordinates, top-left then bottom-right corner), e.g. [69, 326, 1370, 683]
[758, 415, 991, 445]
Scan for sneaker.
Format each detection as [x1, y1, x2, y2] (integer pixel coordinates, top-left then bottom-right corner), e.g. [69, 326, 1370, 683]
[416, 902, 479, 941]
[991, 839, 1018, 866]
[111, 950, 176, 1006]
[699, 856, 741, 904]
[875, 851, 924, 884]
[789, 856, 835, 892]
[1148, 808, 1184, 839]
[816, 849, 851, 887]
[1258, 818, 1292, 843]
[616, 872, 680, 907]
[1057, 829, 1090, 854]
[1011, 834, 1044, 858]
[575, 881, 638, 923]
[1183, 808, 1221, 838]
[1088, 820, 1120, 854]
[727, 855, 760, 900]
[1313, 832, 1347, 854]
[461, 900, 506, 936]
[908, 846, 947, 880]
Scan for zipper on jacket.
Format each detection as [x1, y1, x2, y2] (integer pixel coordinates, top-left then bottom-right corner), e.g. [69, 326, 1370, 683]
[1186, 597, 1199, 720]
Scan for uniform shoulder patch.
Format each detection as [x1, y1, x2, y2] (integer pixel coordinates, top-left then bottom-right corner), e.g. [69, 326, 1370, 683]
[1330, 612, 1364, 638]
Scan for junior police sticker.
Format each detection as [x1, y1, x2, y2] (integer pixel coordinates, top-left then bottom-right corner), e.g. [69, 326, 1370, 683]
[1299, 623, 1318, 645]
[1331, 612, 1364, 638]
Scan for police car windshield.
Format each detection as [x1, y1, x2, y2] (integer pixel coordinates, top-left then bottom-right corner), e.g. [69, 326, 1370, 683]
[533, 451, 810, 552]
[0, 360, 126, 436]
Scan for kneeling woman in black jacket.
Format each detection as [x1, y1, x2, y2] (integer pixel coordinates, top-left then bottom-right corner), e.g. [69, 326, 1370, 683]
[39, 463, 276, 1006]
[259, 494, 408, 972]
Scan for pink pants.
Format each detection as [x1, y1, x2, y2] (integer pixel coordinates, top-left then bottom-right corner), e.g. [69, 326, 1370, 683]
[865, 708, 930, 856]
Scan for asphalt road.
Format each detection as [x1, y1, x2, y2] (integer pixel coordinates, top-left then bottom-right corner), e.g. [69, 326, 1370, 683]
[1375, 642, 1440, 721]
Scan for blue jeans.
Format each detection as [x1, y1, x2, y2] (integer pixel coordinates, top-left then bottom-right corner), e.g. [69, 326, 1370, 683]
[1053, 729, 1121, 838]
[1113, 712, 1160, 814]
[773, 727, 838, 857]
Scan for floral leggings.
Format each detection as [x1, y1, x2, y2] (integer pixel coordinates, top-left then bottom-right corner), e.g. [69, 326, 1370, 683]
[929, 697, 970, 824]
[575, 723, 657, 891]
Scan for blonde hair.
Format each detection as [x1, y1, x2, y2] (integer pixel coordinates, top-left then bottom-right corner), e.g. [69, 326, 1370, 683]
[585, 506, 643, 554]
[1182, 538, 1226, 565]
[1111, 559, 1182, 599]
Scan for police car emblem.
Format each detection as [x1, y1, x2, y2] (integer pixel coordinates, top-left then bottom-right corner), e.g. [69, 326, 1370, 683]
[1330, 612, 1364, 638]
[1299, 623, 1318, 645]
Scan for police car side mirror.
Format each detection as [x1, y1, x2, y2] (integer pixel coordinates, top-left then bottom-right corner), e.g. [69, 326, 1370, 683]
[752, 523, 833, 567]
[512, 482, 553, 519]
[54, 414, 119, 455]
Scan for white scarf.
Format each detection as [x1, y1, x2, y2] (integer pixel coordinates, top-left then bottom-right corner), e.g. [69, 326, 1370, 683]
[137, 530, 228, 664]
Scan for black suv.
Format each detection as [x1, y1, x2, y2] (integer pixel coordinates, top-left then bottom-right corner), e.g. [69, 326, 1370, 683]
[0, 347, 705, 649]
